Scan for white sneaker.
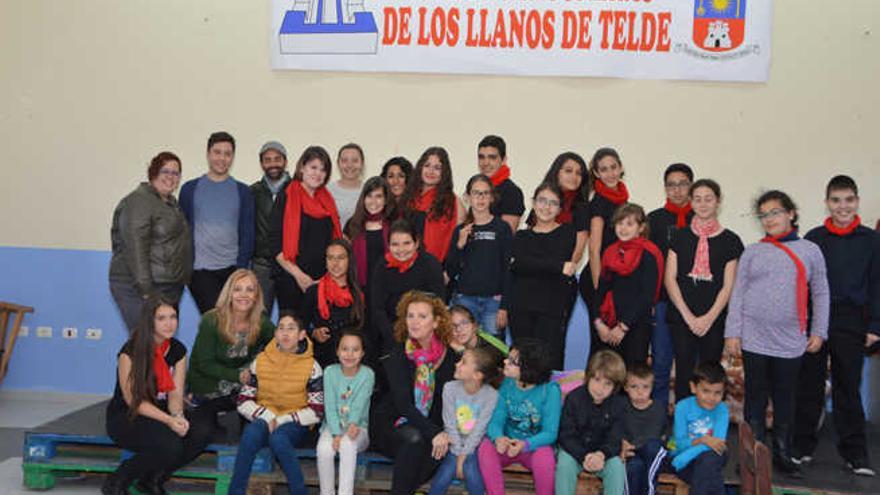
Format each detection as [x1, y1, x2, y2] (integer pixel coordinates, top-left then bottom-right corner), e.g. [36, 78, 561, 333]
[790, 455, 813, 466]
[847, 460, 876, 477]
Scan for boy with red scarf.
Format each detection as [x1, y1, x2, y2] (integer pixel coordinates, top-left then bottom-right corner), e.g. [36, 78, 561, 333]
[478, 135, 525, 233]
[792, 175, 880, 476]
[647, 163, 694, 409]
[591, 203, 664, 366]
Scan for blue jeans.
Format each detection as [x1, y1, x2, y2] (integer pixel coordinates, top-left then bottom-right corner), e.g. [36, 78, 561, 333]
[651, 301, 674, 407]
[229, 420, 308, 495]
[428, 452, 484, 495]
[451, 293, 502, 338]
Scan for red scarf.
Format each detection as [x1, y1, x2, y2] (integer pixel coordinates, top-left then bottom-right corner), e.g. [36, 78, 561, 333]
[594, 180, 629, 206]
[556, 190, 578, 224]
[761, 230, 808, 334]
[489, 165, 511, 187]
[688, 217, 721, 282]
[352, 216, 389, 287]
[824, 215, 861, 236]
[385, 251, 417, 273]
[598, 237, 664, 327]
[282, 181, 342, 262]
[317, 273, 354, 320]
[411, 187, 456, 262]
[664, 199, 693, 228]
[153, 339, 175, 393]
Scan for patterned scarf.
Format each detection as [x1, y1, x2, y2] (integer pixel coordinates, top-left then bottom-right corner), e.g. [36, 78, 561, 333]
[405, 333, 445, 417]
[688, 217, 721, 282]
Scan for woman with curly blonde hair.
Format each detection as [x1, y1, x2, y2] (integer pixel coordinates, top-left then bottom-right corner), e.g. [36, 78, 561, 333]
[188, 269, 275, 423]
[370, 290, 458, 495]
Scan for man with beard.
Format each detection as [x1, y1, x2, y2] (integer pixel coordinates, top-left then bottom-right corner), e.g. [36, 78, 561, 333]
[250, 141, 291, 313]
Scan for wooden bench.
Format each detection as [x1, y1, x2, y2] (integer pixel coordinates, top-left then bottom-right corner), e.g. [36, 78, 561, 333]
[738, 422, 772, 495]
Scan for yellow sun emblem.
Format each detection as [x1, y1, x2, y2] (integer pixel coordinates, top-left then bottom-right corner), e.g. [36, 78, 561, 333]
[713, 0, 730, 10]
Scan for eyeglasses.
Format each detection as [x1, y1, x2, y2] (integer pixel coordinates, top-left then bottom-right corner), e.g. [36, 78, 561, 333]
[158, 169, 181, 178]
[451, 321, 474, 330]
[756, 208, 787, 221]
[534, 197, 561, 209]
[665, 181, 691, 190]
[470, 190, 492, 198]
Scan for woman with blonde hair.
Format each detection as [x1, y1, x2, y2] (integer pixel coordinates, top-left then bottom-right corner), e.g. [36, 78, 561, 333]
[188, 268, 275, 421]
[369, 290, 458, 495]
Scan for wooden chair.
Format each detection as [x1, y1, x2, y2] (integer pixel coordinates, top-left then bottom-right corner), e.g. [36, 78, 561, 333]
[738, 421, 772, 495]
[0, 301, 34, 385]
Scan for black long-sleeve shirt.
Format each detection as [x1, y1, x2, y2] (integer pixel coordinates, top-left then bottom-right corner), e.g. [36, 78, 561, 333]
[592, 248, 659, 329]
[268, 192, 334, 279]
[377, 343, 458, 440]
[445, 216, 514, 307]
[558, 386, 626, 461]
[647, 207, 694, 302]
[370, 252, 445, 354]
[805, 225, 880, 334]
[302, 284, 362, 367]
[510, 223, 576, 316]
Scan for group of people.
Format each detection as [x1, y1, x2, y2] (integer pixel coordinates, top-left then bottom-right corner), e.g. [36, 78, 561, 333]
[104, 131, 879, 495]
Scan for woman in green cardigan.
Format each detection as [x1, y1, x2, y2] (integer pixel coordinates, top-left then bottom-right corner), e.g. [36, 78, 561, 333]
[188, 268, 275, 420]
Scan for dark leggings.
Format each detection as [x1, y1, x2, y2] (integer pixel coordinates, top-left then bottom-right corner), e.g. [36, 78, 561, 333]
[670, 321, 725, 401]
[590, 318, 652, 366]
[371, 422, 441, 495]
[509, 309, 567, 370]
[106, 408, 213, 483]
[742, 350, 802, 442]
[189, 266, 236, 314]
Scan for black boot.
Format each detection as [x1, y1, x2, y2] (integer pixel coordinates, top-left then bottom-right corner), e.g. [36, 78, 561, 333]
[772, 426, 803, 478]
[748, 418, 767, 444]
[134, 472, 170, 495]
[101, 471, 131, 495]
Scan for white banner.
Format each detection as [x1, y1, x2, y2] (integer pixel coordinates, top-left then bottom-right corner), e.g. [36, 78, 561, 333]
[270, 0, 772, 82]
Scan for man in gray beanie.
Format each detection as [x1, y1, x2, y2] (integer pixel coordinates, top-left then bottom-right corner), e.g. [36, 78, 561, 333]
[250, 140, 290, 312]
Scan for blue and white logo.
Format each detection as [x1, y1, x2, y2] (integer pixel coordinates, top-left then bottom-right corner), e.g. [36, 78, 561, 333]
[279, 0, 379, 54]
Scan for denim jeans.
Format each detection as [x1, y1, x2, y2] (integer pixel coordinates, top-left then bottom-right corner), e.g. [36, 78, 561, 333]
[229, 420, 308, 495]
[451, 293, 502, 337]
[651, 301, 674, 407]
[428, 452, 484, 495]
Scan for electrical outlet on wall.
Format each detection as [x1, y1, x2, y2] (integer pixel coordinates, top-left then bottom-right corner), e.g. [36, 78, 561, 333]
[19, 326, 29, 337]
[36, 326, 52, 338]
[85, 328, 102, 340]
[62, 327, 78, 339]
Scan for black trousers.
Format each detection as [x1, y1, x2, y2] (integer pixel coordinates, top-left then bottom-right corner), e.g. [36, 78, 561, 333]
[274, 271, 307, 316]
[670, 321, 725, 401]
[106, 408, 213, 482]
[370, 418, 441, 495]
[188, 266, 236, 314]
[675, 451, 727, 495]
[591, 318, 651, 367]
[794, 308, 869, 461]
[742, 350, 802, 442]
[509, 308, 567, 370]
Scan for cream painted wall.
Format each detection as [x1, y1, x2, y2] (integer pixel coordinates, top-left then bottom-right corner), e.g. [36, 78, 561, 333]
[1, 0, 877, 251]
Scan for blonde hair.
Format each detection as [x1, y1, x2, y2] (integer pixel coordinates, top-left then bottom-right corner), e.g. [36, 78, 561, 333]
[585, 350, 627, 391]
[392, 291, 452, 346]
[213, 268, 265, 345]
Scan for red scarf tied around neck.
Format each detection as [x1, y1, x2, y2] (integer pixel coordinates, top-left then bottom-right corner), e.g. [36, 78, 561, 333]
[824, 215, 861, 236]
[153, 339, 175, 393]
[761, 230, 808, 334]
[556, 190, 578, 224]
[489, 165, 511, 187]
[317, 273, 355, 320]
[411, 187, 456, 262]
[282, 180, 342, 263]
[664, 199, 693, 228]
[385, 251, 417, 273]
[598, 237, 664, 327]
[594, 180, 630, 206]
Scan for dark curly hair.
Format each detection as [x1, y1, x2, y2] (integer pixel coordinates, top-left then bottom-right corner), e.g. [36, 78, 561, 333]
[511, 339, 553, 386]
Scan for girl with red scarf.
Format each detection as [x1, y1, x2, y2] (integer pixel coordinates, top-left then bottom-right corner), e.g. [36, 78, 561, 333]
[344, 176, 391, 292]
[724, 190, 830, 477]
[103, 296, 213, 495]
[585, 147, 630, 291]
[536, 151, 591, 265]
[401, 147, 465, 263]
[665, 180, 743, 401]
[302, 240, 365, 368]
[369, 291, 458, 495]
[273, 146, 342, 313]
[591, 203, 664, 366]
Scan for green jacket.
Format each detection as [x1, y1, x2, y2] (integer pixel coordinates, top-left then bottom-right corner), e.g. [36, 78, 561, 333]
[187, 311, 275, 397]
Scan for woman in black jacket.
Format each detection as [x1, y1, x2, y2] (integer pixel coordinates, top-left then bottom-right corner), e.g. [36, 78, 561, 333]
[369, 291, 458, 495]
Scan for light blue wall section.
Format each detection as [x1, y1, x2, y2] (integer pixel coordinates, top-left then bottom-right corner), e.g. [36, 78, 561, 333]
[0, 246, 202, 394]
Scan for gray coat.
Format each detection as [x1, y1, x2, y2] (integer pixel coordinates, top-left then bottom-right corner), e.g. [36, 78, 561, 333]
[109, 182, 192, 294]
